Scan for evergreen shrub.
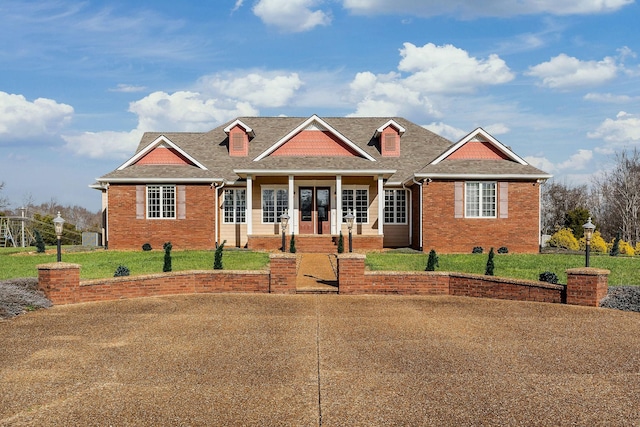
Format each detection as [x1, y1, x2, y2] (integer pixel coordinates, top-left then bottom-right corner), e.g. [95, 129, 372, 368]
[214, 240, 226, 270]
[539, 271, 558, 284]
[497, 246, 509, 254]
[114, 265, 130, 277]
[485, 247, 495, 276]
[472, 246, 483, 254]
[163, 242, 172, 272]
[142, 243, 152, 251]
[425, 249, 438, 271]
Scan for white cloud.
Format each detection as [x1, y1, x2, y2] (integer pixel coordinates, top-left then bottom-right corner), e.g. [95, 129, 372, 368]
[588, 111, 640, 144]
[0, 92, 73, 141]
[199, 72, 303, 107]
[231, 0, 244, 13]
[399, 43, 514, 93]
[525, 149, 593, 173]
[130, 91, 258, 132]
[253, 0, 331, 32]
[109, 84, 147, 93]
[341, 0, 633, 18]
[584, 93, 637, 103]
[423, 122, 467, 141]
[484, 123, 510, 135]
[527, 54, 620, 89]
[62, 129, 143, 160]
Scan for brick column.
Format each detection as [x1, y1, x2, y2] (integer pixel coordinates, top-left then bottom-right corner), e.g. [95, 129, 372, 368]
[269, 253, 297, 294]
[37, 263, 81, 305]
[337, 253, 366, 294]
[566, 268, 610, 307]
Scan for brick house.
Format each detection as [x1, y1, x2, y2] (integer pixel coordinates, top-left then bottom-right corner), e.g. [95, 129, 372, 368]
[93, 115, 551, 253]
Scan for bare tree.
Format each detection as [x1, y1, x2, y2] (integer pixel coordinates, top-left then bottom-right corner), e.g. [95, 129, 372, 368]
[541, 181, 589, 234]
[593, 148, 640, 244]
[0, 182, 8, 213]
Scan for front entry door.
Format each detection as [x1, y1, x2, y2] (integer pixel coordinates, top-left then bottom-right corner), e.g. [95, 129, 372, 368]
[299, 187, 331, 234]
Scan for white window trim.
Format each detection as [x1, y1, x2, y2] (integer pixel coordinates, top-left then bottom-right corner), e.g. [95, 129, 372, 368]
[223, 188, 247, 224]
[147, 185, 176, 220]
[384, 189, 408, 225]
[261, 186, 289, 224]
[341, 186, 369, 224]
[465, 181, 497, 218]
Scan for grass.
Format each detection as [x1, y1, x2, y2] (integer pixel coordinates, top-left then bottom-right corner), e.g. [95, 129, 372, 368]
[365, 252, 640, 286]
[0, 247, 270, 280]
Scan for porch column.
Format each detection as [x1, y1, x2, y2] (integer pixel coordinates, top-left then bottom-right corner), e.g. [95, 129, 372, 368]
[288, 175, 295, 234]
[246, 175, 253, 235]
[335, 175, 342, 235]
[378, 175, 384, 236]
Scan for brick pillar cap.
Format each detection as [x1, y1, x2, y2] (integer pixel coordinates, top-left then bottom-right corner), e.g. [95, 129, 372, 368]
[337, 253, 366, 260]
[269, 253, 297, 260]
[37, 262, 82, 270]
[566, 267, 610, 276]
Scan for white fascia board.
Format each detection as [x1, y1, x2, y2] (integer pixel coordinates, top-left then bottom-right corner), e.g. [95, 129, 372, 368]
[97, 177, 224, 184]
[234, 169, 395, 177]
[253, 114, 376, 162]
[117, 135, 208, 171]
[374, 119, 406, 137]
[223, 119, 255, 138]
[431, 127, 528, 166]
[413, 172, 553, 181]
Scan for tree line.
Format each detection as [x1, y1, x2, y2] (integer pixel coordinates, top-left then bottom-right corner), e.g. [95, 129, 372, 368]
[542, 148, 640, 246]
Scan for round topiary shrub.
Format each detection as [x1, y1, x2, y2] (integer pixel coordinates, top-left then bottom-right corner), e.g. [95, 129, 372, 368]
[497, 246, 509, 254]
[539, 271, 558, 284]
[142, 243, 152, 251]
[472, 246, 483, 254]
[114, 265, 130, 277]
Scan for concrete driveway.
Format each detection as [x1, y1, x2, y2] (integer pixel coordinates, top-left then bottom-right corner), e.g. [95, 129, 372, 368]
[1, 294, 639, 426]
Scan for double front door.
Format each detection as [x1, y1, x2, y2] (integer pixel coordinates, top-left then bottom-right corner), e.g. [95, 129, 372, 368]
[299, 187, 330, 234]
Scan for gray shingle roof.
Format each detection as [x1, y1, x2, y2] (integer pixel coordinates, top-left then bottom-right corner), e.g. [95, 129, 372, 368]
[97, 116, 550, 184]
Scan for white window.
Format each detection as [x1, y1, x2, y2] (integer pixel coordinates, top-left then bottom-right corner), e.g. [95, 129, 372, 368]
[224, 189, 246, 223]
[147, 185, 175, 219]
[384, 189, 407, 224]
[342, 187, 368, 223]
[465, 182, 496, 218]
[262, 187, 288, 223]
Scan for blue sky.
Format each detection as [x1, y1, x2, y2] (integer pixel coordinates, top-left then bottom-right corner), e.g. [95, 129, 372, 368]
[1, 0, 639, 211]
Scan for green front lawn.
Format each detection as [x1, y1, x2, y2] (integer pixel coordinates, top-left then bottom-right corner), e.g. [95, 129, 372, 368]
[0, 247, 270, 280]
[365, 252, 640, 286]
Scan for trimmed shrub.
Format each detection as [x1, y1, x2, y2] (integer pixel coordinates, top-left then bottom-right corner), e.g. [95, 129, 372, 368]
[472, 246, 483, 254]
[289, 232, 296, 254]
[34, 230, 46, 253]
[214, 240, 226, 270]
[163, 242, 172, 272]
[425, 249, 438, 271]
[485, 247, 495, 276]
[497, 246, 509, 254]
[142, 243, 152, 251]
[548, 228, 579, 251]
[539, 271, 558, 284]
[114, 265, 130, 277]
[337, 231, 344, 254]
[610, 232, 621, 256]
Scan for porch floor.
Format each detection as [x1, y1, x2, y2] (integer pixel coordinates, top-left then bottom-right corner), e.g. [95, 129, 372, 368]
[295, 253, 338, 294]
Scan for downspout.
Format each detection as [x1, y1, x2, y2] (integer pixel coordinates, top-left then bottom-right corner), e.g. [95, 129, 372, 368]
[214, 181, 225, 248]
[537, 179, 542, 252]
[104, 183, 109, 250]
[412, 177, 424, 251]
[402, 181, 412, 247]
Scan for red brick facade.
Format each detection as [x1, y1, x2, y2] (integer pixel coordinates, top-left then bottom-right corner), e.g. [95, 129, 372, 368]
[107, 184, 216, 250]
[421, 181, 540, 253]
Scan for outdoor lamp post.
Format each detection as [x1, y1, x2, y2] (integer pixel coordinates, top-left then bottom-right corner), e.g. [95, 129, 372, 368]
[344, 210, 355, 253]
[583, 217, 595, 267]
[53, 212, 65, 262]
[280, 213, 290, 252]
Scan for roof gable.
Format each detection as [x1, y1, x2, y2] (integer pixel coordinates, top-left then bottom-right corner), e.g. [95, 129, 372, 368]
[254, 115, 376, 162]
[117, 135, 208, 171]
[431, 128, 527, 166]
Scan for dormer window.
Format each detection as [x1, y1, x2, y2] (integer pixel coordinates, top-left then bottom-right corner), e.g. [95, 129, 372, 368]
[375, 120, 405, 157]
[224, 119, 255, 157]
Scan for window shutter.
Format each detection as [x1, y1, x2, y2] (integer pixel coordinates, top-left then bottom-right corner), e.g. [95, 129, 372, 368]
[136, 185, 145, 219]
[499, 182, 508, 218]
[454, 182, 463, 218]
[177, 185, 186, 219]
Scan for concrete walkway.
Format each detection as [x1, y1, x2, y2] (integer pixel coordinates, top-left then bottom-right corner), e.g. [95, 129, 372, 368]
[296, 253, 338, 293]
[1, 294, 639, 426]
